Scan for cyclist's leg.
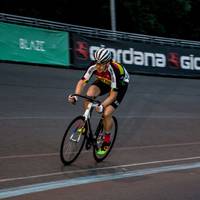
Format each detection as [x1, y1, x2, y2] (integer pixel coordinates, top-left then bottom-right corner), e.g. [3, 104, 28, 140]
[86, 85, 101, 97]
[84, 80, 110, 109]
[96, 105, 115, 154]
[83, 84, 101, 109]
[103, 84, 128, 132]
[96, 84, 128, 154]
[103, 105, 115, 132]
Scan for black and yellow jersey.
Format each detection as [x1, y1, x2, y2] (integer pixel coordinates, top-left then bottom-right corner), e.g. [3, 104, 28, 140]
[81, 61, 130, 91]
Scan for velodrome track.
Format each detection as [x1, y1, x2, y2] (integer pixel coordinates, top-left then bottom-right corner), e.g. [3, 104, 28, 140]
[1, 62, 200, 199]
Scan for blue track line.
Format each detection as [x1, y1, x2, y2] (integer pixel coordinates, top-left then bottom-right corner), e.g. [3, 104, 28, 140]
[1, 162, 200, 199]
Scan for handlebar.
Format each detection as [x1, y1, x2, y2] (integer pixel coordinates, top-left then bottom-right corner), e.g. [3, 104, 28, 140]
[71, 94, 101, 105]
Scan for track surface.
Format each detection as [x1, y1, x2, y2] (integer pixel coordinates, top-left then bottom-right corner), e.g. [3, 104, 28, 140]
[1, 62, 200, 199]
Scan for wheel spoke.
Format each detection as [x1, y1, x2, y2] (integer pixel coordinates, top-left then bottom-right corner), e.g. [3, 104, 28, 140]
[60, 116, 87, 165]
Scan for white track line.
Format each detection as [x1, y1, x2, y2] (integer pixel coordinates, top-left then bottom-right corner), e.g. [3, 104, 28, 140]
[0, 153, 58, 159]
[1, 156, 200, 183]
[117, 142, 200, 151]
[1, 142, 200, 160]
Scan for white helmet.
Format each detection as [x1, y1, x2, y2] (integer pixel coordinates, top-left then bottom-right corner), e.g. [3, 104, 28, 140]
[94, 48, 112, 64]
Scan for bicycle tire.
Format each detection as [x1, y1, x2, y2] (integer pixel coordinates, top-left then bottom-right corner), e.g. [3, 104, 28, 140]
[60, 116, 87, 165]
[93, 116, 118, 162]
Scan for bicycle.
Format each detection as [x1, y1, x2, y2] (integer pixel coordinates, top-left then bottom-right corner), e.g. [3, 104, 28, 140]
[60, 94, 118, 165]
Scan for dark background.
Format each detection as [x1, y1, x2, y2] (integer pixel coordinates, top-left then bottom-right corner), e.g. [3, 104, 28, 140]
[1, 0, 200, 41]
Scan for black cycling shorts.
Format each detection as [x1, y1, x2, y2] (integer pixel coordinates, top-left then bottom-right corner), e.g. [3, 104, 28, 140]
[91, 80, 128, 109]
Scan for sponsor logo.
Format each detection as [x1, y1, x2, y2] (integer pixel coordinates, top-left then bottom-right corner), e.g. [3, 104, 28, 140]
[90, 46, 166, 68]
[19, 38, 45, 52]
[74, 40, 200, 71]
[167, 52, 180, 69]
[74, 41, 89, 60]
[181, 55, 200, 70]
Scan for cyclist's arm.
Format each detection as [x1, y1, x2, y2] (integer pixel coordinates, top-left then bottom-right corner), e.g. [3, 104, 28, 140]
[102, 90, 118, 108]
[75, 64, 96, 95]
[74, 79, 87, 95]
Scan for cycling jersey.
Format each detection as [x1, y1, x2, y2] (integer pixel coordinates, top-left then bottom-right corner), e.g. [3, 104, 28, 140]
[81, 61, 130, 91]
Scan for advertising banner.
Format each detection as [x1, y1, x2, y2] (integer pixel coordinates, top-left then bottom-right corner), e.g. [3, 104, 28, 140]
[0, 22, 70, 66]
[71, 33, 200, 77]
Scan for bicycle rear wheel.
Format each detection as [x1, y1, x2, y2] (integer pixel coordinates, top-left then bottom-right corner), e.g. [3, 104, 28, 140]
[93, 116, 118, 162]
[60, 116, 87, 165]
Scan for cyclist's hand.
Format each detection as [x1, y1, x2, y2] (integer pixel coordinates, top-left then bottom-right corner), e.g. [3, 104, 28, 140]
[68, 94, 78, 104]
[96, 104, 104, 113]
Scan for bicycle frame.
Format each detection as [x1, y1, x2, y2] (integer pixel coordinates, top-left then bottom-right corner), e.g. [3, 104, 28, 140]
[69, 102, 94, 143]
[60, 93, 118, 164]
[83, 101, 102, 149]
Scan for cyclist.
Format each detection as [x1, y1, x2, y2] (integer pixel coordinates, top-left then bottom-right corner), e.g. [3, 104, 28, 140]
[68, 48, 130, 155]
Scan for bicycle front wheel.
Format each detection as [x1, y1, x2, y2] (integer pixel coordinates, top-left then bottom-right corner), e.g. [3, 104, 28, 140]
[93, 116, 118, 162]
[60, 116, 87, 165]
